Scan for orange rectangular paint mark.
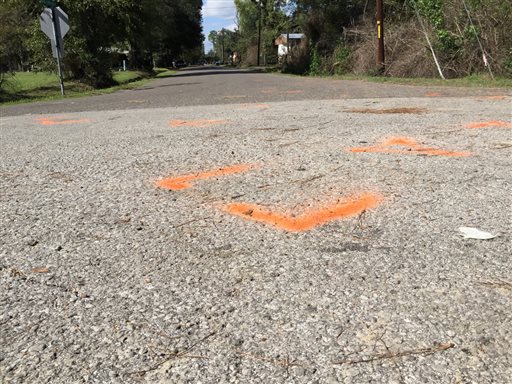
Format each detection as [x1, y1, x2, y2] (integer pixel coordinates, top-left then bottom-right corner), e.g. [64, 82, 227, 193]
[425, 92, 442, 97]
[156, 164, 255, 191]
[349, 137, 471, 157]
[37, 117, 91, 125]
[480, 95, 507, 100]
[169, 119, 227, 128]
[465, 120, 512, 129]
[238, 103, 270, 109]
[223, 193, 383, 232]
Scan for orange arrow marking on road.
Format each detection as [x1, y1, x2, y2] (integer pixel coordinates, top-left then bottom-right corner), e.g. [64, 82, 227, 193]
[349, 137, 471, 157]
[223, 193, 383, 232]
[465, 120, 512, 129]
[169, 119, 227, 128]
[156, 164, 255, 191]
[37, 117, 91, 125]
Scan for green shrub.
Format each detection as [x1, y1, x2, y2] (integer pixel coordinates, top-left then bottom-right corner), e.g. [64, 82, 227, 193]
[308, 42, 322, 75]
[504, 49, 512, 77]
[332, 44, 352, 75]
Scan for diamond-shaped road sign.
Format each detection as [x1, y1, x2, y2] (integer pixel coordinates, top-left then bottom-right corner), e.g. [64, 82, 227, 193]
[40, 7, 69, 58]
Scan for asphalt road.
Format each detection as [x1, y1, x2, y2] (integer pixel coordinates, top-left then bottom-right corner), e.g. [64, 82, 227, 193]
[1, 68, 511, 383]
[2, 66, 509, 117]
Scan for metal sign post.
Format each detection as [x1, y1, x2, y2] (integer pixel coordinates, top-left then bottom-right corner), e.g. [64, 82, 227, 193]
[40, 4, 69, 96]
[51, 7, 65, 96]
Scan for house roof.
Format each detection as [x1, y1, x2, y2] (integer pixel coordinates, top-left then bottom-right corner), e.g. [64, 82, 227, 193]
[275, 33, 305, 45]
[278, 33, 304, 40]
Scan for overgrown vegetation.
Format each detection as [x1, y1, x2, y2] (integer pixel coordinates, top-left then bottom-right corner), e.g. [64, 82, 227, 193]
[207, 0, 511, 79]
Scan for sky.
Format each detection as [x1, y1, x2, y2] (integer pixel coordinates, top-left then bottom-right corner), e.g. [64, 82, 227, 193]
[202, 0, 238, 53]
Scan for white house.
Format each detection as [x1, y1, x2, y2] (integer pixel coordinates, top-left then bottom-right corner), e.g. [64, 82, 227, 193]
[275, 33, 305, 57]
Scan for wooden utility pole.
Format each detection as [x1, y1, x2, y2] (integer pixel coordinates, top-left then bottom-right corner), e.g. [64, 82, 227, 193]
[376, 0, 385, 71]
[221, 30, 225, 63]
[257, 1, 262, 66]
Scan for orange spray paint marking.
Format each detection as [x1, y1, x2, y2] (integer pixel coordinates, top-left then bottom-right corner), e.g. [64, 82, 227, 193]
[481, 95, 507, 100]
[169, 119, 227, 128]
[156, 164, 255, 191]
[465, 120, 512, 129]
[350, 137, 471, 157]
[223, 193, 383, 232]
[283, 90, 304, 94]
[37, 117, 91, 125]
[238, 103, 270, 110]
[425, 92, 442, 97]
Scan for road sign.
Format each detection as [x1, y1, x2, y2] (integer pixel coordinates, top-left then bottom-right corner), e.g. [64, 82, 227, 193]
[40, 7, 69, 38]
[40, 7, 69, 57]
[39, 6, 69, 95]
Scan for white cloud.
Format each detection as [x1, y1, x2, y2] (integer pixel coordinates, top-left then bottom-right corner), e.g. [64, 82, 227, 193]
[224, 23, 237, 31]
[202, 0, 237, 19]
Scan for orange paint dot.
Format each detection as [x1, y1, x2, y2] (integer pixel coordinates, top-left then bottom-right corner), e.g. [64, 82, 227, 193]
[37, 117, 91, 125]
[224, 193, 383, 232]
[465, 120, 512, 129]
[156, 164, 255, 191]
[349, 136, 470, 157]
[169, 119, 227, 128]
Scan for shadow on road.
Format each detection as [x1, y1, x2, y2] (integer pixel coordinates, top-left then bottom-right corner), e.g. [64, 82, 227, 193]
[134, 82, 202, 91]
[171, 67, 264, 78]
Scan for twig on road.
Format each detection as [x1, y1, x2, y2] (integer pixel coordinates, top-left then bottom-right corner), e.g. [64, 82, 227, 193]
[316, 120, 334, 130]
[126, 331, 217, 376]
[492, 143, 512, 149]
[477, 279, 512, 290]
[233, 349, 306, 371]
[351, 209, 366, 233]
[333, 342, 455, 365]
[293, 174, 324, 185]
[426, 128, 464, 137]
[174, 216, 212, 229]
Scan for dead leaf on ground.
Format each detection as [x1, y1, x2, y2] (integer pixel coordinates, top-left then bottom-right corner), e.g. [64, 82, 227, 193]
[32, 267, 49, 273]
[459, 227, 497, 240]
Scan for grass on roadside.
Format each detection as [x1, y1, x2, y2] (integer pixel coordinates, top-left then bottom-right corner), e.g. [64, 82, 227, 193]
[340, 73, 512, 88]
[154, 68, 177, 78]
[275, 71, 512, 88]
[326, 73, 511, 88]
[0, 69, 175, 105]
